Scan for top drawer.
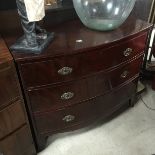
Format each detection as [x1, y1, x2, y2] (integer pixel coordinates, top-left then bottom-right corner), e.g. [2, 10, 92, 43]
[20, 33, 147, 88]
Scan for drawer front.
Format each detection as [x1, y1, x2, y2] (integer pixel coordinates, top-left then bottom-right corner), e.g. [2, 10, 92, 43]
[28, 74, 110, 113]
[0, 101, 26, 139]
[28, 56, 142, 113]
[0, 63, 19, 109]
[109, 56, 143, 88]
[0, 125, 36, 155]
[21, 33, 147, 88]
[34, 79, 137, 134]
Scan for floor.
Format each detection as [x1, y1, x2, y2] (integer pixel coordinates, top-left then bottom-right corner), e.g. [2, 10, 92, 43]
[38, 84, 155, 155]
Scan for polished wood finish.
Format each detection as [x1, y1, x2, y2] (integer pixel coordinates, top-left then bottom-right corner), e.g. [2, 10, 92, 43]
[4, 18, 152, 152]
[20, 32, 147, 88]
[0, 37, 12, 62]
[28, 55, 143, 113]
[0, 62, 19, 109]
[0, 1, 153, 152]
[0, 36, 36, 155]
[109, 56, 143, 88]
[8, 18, 150, 61]
[28, 73, 110, 113]
[0, 126, 35, 155]
[0, 101, 25, 139]
[34, 79, 137, 135]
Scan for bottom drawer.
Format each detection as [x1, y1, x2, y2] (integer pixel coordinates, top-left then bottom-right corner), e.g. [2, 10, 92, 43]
[0, 101, 26, 139]
[34, 78, 137, 135]
[0, 125, 36, 155]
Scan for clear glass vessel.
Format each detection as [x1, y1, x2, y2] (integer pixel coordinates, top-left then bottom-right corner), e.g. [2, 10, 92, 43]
[73, 0, 136, 31]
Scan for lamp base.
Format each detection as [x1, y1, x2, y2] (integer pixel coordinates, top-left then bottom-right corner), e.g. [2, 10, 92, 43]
[10, 32, 54, 54]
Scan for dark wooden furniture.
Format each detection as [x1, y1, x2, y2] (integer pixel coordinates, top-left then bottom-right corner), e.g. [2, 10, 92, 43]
[0, 36, 36, 155]
[4, 17, 152, 152]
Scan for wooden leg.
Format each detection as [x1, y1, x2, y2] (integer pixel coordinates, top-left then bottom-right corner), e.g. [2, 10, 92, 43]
[36, 135, 47, 152]
[152, 75, 155, 90]
[129, 96, 136, 107]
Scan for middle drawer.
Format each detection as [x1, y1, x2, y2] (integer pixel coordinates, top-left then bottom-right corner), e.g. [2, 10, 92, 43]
[28, 56, 143, 113]
[28, 74, 110, 113]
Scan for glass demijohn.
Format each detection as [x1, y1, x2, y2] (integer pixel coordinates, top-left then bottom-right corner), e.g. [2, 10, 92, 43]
[73, 0, 136, 31]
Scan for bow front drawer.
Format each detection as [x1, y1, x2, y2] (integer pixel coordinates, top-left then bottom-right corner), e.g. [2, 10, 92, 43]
[28, 55, 142, 114]
[0, 125, 36, 155]
[28, 74, 110, 113]
[20, 33, 147, 88]
[33, 79, 136, 135]
[21, 34, 146, 87]
[109, 55, 143, 88]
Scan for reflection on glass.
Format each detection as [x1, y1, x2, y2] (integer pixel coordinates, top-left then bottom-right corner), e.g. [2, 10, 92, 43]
[73, 0, 136, 31]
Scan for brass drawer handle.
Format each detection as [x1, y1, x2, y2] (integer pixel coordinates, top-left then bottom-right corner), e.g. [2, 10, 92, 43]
[62, 115, 75, 123]
[61, 92, 74, 100]
[123, 48, 133, 57]
[58, 67, 73, 76]
[121, 70, 129, 78]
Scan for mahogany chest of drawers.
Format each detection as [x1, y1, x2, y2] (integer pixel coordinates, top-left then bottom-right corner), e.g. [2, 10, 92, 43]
[0, 36, 36, 155]
[8, 18, 152, 151]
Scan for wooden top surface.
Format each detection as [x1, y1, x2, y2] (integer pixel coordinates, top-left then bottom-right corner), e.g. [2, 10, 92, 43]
[3, 17, 152, 62]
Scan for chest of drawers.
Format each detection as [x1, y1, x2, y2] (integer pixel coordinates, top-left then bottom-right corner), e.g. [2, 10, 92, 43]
[8, 18, 152, 152]
[0, 36, 36, 155]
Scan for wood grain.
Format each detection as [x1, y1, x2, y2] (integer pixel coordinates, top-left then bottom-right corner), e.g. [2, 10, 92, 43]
[34, 79, 137, 135]
[0, 126, 36, 155]
[0, 101, 25, 139]
[28, 55, 143, 114]
[3, 19, 152, 151]
[20, 32, 147, 88]
[0, 36, 36, 154]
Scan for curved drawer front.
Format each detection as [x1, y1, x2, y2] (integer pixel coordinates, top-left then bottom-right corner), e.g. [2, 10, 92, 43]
[34, 79, 137, 135]
[0, 101, 26, 139]
[21, 33, 147, 88]
[28, 74, 110, 113]
[0, 63, 19, 110]
[28, 56, 142, 113]
[109, 56, 143, 88]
